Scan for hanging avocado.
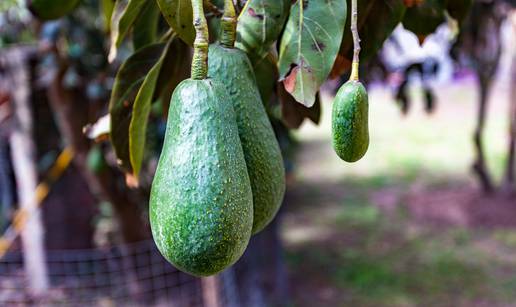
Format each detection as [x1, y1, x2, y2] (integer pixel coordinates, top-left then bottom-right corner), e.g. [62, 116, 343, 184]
[332, 80, 369, 163]
[150, 79, 254, 276]
[208, 44, 286, 234]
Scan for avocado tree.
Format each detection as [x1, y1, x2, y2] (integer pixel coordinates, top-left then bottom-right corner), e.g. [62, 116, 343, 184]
[1, 0, 515, 298]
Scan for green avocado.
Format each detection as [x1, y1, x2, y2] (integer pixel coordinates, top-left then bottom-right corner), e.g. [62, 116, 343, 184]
[150, 79, 253, 277]
[332, 80, 369, 163]
[28, 0, 81, 20]
[208, 44, 286, 234]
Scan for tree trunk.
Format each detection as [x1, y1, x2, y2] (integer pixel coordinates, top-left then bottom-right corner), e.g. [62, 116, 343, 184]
[472, 75, 494, 194]
[46, 57, 147, 243]
[503, 14, 516, 193]
[504, 63, 516, 191]
[466, 1, 504, 194]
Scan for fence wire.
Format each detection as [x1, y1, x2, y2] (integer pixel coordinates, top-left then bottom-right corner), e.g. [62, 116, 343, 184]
[0, 240, 239, 306]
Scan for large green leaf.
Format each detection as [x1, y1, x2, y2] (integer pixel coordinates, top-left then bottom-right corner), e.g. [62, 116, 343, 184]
[156, 0, 195, 45]
[236, 0, 290, 60]
[133, 0, 161, 51]
[109, 42, 167, 172]
[109, 0, 146, 61]
[129, 39, 189, 178]
[128, 40, 174, 178]
[333, 0, 405, 78]
[278, 0, 347, 107]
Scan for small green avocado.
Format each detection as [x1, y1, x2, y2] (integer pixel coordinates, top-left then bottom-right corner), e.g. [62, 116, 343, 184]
[332, 80, 369, 163]
[208, 44, 286, 234]
[150, 78, 253, 277]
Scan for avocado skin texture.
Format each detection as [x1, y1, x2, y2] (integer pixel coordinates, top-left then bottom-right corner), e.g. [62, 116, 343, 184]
[208, 44, 286, 234]
[332, 80, 369, 163]
[28, 0, 81, 20]
[150, 79, 253, 277]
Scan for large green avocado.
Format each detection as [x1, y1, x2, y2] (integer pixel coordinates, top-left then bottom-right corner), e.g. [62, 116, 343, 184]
[28, 0, 81, 20]
[208, 44, 286, 234]
[332, 80, 369, 163]
[150, 79, 253, 277]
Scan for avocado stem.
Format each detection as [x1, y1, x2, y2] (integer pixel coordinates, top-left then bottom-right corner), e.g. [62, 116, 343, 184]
[191, 0, 210, 80]
[220, 0, 237, 48]
[350, 0, 361, 82]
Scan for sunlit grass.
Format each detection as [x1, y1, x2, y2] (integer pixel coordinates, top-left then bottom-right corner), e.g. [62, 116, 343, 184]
[284, 80, 515, 306]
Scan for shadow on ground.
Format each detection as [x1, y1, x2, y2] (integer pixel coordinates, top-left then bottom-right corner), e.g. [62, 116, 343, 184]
[282, 80, 516, 306]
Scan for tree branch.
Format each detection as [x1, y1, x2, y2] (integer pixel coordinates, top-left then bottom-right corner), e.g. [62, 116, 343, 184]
[350, 0, 361, 81]
[472, 76, 494, 194]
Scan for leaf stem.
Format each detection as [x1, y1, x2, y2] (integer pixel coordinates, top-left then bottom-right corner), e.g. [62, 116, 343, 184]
[350, 0, 361, 81]
[237, 0, 251, 20]
[220, 0, 237, 48]
[191, 0, 209, 80]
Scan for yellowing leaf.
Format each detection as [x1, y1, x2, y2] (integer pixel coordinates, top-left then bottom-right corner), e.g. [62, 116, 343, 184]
[278, 0, 347, 107]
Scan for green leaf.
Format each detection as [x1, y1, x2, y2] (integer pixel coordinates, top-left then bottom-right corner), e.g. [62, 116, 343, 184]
[129, 38, 191, 178]
[109, 42, 167, 172]
[278, 0, 347, 107]
[156, 0, 195, 46]
[100, 0, 115, 32]
[128, 40, 175, 178]
[109, 0, 146, 61]
[236, 0, 290, 60]
[133, 0, 161, 51]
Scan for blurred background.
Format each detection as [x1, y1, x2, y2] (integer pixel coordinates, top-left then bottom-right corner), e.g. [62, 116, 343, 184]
[1, 0, 516, 306]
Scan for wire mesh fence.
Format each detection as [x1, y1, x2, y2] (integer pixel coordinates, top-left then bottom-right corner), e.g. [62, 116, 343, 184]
[0, 240, 240, 306]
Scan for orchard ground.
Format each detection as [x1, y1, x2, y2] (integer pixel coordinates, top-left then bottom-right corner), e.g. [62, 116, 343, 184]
[282, 75, 516, 307]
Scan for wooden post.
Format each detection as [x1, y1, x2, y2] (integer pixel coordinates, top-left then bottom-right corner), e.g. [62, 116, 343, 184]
[2, 47, 49, 294]
[202, 276, 221, 307]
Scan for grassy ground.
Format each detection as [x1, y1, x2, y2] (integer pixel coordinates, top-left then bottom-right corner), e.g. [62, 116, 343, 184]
[282, 78, 516, 307]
